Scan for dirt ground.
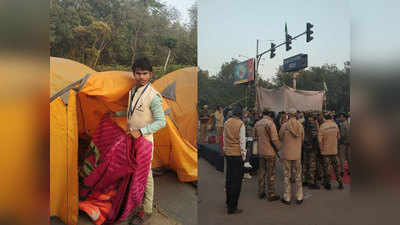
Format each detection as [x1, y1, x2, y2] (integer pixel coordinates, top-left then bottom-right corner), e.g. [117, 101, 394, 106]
[51, 171, 197, 225]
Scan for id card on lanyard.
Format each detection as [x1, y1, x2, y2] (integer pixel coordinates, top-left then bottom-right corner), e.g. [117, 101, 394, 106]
[128, 82, 150, 121]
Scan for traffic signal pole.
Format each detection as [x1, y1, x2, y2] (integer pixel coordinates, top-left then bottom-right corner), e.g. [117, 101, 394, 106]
[254, 23, 313, 110]
[257, 31, 307, 64]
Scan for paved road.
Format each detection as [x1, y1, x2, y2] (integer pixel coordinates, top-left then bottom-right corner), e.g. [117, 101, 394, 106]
[198, 157, 352, 225]
[51, 171, 196, 225]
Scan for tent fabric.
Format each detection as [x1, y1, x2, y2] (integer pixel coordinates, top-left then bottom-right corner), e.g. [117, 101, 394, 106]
[161, 81, 177, 101]
[50, 57, 198, 225]
[256, 85, 324, 112]
[50, 57, 93, 225]
[152, 67, 198, 147]
[50, 91, 79, 225]
[50, 57, 96, 96]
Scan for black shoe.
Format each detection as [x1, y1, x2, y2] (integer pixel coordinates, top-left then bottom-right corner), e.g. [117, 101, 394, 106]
[228, 209, 243, 215]
[338, 183, 344, 189]
[267, 195, 280, 201]
[296, 199, 303, 205]
[258, 193, 266, 199]
[324, 183, 331, 190]
[308, 184, 320, 190]
[340, 172, 344, 177]
[281, 199, 291, 205]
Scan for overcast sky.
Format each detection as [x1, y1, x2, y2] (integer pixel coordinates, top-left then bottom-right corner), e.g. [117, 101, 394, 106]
[198, 0, 350, 80]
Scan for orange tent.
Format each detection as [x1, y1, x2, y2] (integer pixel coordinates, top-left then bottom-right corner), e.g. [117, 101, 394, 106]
[50, 57, 198, 225]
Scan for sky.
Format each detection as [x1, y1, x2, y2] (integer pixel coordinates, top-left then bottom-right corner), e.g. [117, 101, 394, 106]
[198, 0, 350, 80]
[350, 0, 400, 70]
[162, 0, 196, 25]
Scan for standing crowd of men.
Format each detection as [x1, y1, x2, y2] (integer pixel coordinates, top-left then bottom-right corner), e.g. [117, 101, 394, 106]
[198, 105, 351, 215]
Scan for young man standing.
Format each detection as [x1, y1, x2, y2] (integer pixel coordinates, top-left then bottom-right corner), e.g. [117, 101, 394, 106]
[126, 57, 166, 224]
[223, 105, 246, 215]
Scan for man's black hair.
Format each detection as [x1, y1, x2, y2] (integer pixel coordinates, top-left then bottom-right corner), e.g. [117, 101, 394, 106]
[325, 114, 333, 120]
[132, 57, 153, 72]
[339, 112, 347, 118]
[268, 111, 275, 118]
[232, 105, 242, 117]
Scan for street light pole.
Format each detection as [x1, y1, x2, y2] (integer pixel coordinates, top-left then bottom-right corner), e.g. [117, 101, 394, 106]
[293, 71, 299, 89]
[255, 39, 260, 112]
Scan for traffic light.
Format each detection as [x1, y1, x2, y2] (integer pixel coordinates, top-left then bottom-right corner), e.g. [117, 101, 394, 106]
[270, 43, 276, 58]
[285, 34, 292, 51]
[306, 22, 314, 42]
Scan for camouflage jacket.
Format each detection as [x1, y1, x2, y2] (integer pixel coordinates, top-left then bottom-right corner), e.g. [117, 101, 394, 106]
[304, 120, 319, 147]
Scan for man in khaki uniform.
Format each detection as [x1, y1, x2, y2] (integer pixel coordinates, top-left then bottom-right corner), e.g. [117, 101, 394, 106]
[338, 112, 351, 176]
[254, 109, 281, 201]
[279, 108, 304, 205]
[214, 106, 224, 144]
[318, 113, 344, 190]
[199, 105, 210, 143]
[223, 106, 246, 215]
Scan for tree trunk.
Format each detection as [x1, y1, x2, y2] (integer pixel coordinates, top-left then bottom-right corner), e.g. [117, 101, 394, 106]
[92, 39, 108, 68]
[163, 48, 171, 72]
[92, 50, 101, 68]
[131, 30, 139, 65]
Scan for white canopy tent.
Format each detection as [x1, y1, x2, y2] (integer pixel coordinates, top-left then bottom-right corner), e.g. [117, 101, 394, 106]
[256, 85, 324, 112]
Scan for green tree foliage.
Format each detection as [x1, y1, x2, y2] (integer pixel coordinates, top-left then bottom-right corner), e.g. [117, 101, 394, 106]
[199, 60, 350, 113]
[50, 0, 197, 71]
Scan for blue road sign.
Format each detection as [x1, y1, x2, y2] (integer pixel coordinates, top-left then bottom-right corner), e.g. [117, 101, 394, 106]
[283, 54, 308, 72]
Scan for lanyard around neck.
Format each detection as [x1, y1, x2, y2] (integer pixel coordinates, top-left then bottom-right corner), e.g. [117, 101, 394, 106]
[128, 82, 150, 120]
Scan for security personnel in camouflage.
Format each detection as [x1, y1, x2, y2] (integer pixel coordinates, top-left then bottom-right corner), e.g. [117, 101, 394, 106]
[301, 113, 311, 184]
[304, 113, 321, 189]
[315, 112, 325, 181]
